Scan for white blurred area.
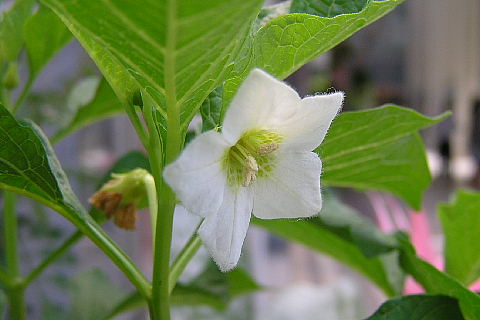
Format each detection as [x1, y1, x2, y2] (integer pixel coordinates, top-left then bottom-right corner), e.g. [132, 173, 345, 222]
[3, 0, 480, 319]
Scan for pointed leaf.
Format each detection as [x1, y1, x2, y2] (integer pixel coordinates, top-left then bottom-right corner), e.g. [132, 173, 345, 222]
[439, 190, 480, 285]
[224, 0, 404, 106]
[318, 106, 449, 209]
[24, 5, 72, 78]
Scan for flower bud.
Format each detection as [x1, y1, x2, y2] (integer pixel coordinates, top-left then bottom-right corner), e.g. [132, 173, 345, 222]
[89, 168, 152, 230]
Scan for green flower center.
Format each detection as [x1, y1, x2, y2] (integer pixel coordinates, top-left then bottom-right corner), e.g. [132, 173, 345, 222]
[223, 129, 283, 188]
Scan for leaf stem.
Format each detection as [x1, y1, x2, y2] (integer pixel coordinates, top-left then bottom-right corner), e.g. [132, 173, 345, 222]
[22, 231, 82, 287]
[125, 104, 149, 149]
[168, 223, 202, 294]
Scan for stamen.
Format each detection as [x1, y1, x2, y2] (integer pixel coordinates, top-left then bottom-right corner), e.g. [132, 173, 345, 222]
[242, 168, 257, 187]
[245, 155, 259, 171]
[258, 142, 279, 155]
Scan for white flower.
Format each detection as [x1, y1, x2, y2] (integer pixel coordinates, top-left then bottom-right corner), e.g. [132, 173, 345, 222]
[164, 69, 343, 271]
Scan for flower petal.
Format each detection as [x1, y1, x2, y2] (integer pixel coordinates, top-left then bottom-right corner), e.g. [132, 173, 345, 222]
[279, 92, 344, 152]
[198, 187, 254, 272]
[222, 68, 301, 144]
[163, 130, 230, 218]
[253, 152, 322, 219]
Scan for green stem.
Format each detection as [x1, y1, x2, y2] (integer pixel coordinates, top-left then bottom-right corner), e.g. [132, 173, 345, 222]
[168, 225, 202, 294]
[6, 287, 26, 320]
[143, 91, 180, 319]
[4, 191, 19, 276]
[12, 76, 33, 114]
[126, 104, 149, 149]
[22, 231, 82, 287]
[3, 191, 26, 319]
[0, 267, 13, 287]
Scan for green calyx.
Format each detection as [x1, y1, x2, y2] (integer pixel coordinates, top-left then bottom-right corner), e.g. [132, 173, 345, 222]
[102, 168, 151, 206]
[223, 129, 282, 188]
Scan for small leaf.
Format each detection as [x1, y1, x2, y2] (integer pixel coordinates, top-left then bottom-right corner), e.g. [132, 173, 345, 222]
[318, 106, 449, 209]
[51, 78, 123, 143]
[24, 5, 72, 78]
[290, 0, 369, 17]
[253, 194, 403, 297]
[439, 190, 480, 285]
[365, 295, 464, 320]
[398, 236, 480, 320]
[0, 0, 34, 62]
[200, 86, 223, 132]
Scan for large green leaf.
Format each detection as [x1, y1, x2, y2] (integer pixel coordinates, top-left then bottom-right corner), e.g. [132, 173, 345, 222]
[0, 103, 149, 296]
[41, 0, 264, 135]
[290, 0, 369, 17]
[439, 191, 480, 285]
[318, 105, 449, 209]
[200, 85, 223, 132]
[0, 0, 34, 62]
[51, 78, 122, 143]
[24, 5, 72, 79]
[223, 0, 404, 106]
[253, 194, 403, 297]
[398, 236, 480, 320]
[365, 294, 464, 320]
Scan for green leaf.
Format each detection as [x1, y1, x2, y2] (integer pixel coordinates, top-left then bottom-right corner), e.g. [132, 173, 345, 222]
[200, 85, 223, 132]
[0, 103, 149, 296]
[68, 269, 128, 320]
[41, 0, 264, 134]
[24, 5, 72, 79]
[439, 190, 480, 285]
[365, 294, 464, 320]
[0, 0, 34, 62]
[290, 0, 369, 17]
[253, 194, 403, 297]
[223, 0, 404, 106]
[0, 102, 83, 213]
[51, 78, 122, 143]
[318, 105, 449, 209]
[398, 236, 480, 320]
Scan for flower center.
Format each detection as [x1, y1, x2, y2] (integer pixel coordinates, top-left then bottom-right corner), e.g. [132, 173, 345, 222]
[223, 129, 282, 188]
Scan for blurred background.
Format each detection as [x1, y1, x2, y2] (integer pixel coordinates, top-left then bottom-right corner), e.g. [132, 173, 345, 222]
[1, 0, 480, 319]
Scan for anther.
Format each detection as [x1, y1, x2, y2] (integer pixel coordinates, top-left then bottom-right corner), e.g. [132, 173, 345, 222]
[245, 155, 259, 171]
[258, 142, 279, 155]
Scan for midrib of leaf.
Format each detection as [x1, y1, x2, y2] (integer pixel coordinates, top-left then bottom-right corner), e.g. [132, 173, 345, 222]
[164, 0, 180, 147]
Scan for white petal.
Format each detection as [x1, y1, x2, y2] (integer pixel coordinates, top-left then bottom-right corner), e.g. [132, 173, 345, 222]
[198, 187, 254, 272]
[279, 92, 344, 152]
[253, 152, 322, 219]
[222, 68, 301, 144]
[163, 130, 230, 218]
